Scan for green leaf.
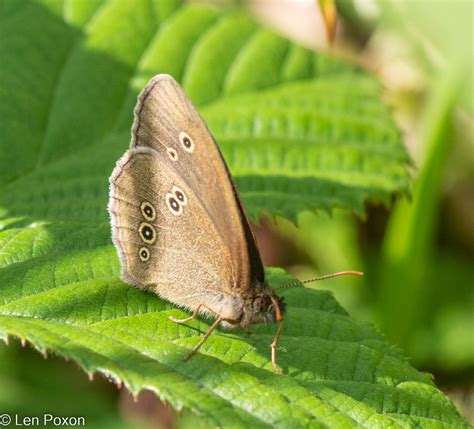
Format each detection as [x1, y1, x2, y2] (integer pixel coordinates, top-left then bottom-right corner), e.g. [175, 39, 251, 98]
[0, 221, 467, 427]
[1, 0, 465, 427]
[0, 0, 409, 225]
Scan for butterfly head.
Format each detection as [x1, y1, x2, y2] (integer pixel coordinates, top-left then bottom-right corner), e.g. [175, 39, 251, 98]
[240, 287, 286, 327]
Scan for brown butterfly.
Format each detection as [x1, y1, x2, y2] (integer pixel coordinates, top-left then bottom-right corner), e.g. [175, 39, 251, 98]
[108, 74, 361, 370]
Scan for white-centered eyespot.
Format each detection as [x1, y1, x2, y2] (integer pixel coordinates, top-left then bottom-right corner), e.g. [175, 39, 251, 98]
[140, 201, 156, 221]
[179, 131, 194, 153]
[138, 246, 150, 261]
[171, 186, 187, 206]
[166, 192, 183, 216]
[167, 147, 178, 161]
[138, 222, 156, 244]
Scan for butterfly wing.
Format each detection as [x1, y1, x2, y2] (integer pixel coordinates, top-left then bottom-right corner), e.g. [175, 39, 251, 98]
[109, 147, 240, 316]
[130, 74, 264, 290]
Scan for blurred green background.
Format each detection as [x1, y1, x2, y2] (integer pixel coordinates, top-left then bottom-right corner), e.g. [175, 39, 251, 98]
[259, 0, 474, 422]
[0, 0, 472, 427]
[256, 0, 473, 422]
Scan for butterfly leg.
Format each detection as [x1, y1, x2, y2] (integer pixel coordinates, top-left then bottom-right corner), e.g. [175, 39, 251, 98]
[270, 321, 284, 373]
[169, 305, 204, 324]
[169, 303, 222, 324]
[180, 307, 239, 361]
[170, 305, 238, 361]
[183, 316, 223, 361]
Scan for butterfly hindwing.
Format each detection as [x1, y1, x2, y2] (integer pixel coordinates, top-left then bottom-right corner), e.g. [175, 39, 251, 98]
[108, 147, 236, 312]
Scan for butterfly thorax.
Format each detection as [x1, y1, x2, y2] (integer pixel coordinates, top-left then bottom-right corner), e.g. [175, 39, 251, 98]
[238, 284, 286, 328]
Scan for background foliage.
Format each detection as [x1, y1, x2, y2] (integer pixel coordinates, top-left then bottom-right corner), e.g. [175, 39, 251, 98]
[0, 0, 472, 427]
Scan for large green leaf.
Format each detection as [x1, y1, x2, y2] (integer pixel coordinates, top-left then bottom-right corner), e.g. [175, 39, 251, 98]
[0, 0, 466, 427]
[0, 0, 409, 226]
[0, 227, 466, 428]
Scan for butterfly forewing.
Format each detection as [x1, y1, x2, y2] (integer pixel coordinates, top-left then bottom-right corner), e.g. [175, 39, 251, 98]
[130, 74, 264, 290]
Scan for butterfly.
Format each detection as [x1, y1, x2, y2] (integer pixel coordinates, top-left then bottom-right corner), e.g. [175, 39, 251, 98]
[108, 74, 361, 371]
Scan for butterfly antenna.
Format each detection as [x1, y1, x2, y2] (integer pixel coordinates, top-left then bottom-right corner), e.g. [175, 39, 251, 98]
[277, 271, 363, 290]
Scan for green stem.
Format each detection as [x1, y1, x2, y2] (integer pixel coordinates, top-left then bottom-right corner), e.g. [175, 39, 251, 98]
[377, 65, 465, 348]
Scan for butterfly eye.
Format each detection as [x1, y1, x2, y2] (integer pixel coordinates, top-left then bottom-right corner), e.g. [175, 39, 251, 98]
[171, 186, 187, 206]
[139, 222, 156, 244]
[167, 147, 178, 161]
[179, 131, 194, 153]
[138, 247, 150, 261]
[140, 201, 156, 221]
[166, 193, 183, 216]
